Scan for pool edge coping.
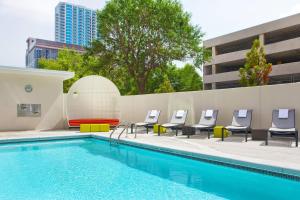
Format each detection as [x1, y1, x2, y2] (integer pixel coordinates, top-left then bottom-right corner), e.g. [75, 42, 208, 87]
[0, 134, 91, 144]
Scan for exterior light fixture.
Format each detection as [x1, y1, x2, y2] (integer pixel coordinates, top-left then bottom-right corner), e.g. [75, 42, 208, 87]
[24, 84, 33, 93]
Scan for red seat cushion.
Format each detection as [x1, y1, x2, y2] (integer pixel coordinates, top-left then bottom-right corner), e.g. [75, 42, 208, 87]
[68, 118, 120, 127]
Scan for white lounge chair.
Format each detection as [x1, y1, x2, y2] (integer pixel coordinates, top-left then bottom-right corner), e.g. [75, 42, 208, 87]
[224, 109, 253, 142]
[267, 109, 298, 147]
[158, 110, 188, 136]
[132, 110, 161, 136]
[189, 109, 218, 138]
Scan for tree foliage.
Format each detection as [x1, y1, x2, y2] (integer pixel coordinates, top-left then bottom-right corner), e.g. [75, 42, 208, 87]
[39, 0, 206, 95]
[154, 75, 175, 93]
[239, 39, 272, 86]
[169, 64, 203, 91]
[38, 49, 98, 93]
[39, 49, 134, 94]
[39, 49, 203, 94]
[88, 0, 209, 94]
[147, 64, 202, 93]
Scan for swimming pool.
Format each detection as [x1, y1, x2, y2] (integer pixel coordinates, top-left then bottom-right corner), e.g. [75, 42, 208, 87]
[0, 138, 299, 200]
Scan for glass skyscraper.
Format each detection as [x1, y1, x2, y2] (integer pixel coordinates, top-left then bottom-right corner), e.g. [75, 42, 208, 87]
[55, 2, 98, 47]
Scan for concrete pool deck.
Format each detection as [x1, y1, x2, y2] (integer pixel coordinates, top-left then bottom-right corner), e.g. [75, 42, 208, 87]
[0, 129, 299, 175]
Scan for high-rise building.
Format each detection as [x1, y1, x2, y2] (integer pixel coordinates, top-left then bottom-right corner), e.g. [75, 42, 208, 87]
[203, 13, 300, 90]
[26, 37, 85, 68]
[55, 2, 98, 47]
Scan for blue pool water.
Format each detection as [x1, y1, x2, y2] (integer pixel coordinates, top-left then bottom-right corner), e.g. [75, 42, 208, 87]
[0, 138, 299, 200]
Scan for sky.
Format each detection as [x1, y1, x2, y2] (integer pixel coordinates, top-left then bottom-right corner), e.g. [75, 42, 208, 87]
[0, 0, 300, 67]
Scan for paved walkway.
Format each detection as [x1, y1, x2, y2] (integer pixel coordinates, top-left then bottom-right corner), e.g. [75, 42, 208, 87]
[0, 129, 299, 172]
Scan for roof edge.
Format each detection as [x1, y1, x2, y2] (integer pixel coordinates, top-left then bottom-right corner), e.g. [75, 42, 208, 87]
[204, 13, 300, 47]
[0, 66, 75, 80]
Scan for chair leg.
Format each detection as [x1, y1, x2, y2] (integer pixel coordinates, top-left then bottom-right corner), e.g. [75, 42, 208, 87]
[222, 128, 224, 141]
[296, 131, 298, 147]
[176, 127, 178, 136]
[146, 126, 149, 134]
[265, 132, 269, 145]
[208, 129, 210, 139]
[158, 125, 161, 136]
[131, 123, 134, 134]
[245, 129, 248, 142]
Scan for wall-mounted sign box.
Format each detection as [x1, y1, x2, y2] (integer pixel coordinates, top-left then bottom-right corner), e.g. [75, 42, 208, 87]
[17, 104, 41, 117]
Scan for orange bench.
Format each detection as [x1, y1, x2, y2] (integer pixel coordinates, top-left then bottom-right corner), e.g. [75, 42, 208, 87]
[68, 118, 120, 127]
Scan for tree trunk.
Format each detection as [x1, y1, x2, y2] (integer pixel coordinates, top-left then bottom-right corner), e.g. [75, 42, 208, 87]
[137, 76, 146, 94]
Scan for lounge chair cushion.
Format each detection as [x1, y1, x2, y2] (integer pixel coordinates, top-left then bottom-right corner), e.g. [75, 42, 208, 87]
[192, 124, 211, 129]
[145, 110, 160, 124]
[205, 110, 213, 118]
[198, 110, 218, 127]
[162, 123, 179, 128]
[238, 109, 248, 118]
[272, 109, 295, 129]
[176, 110, 185, 118]
[135, 122, 149, 126]
[231, 110, 252, 127]
[226, 125, 248, 130]
[269, 127, 297, 133]
[149, 110, 158, 118]
[278, 109, 289, 119]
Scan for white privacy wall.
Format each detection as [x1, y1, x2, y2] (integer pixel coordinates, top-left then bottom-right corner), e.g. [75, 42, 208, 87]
[119, 83, 300, 131]
[2, 72, 300, 132]
[0, 73, 65, 131]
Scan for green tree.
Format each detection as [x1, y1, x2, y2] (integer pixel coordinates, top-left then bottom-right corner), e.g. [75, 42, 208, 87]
[38, 48, 98, 93]
[39, 48, 137, 95]
[39, 49, 203, 94]
[170, 64, 203, 91]
[89, 0, 209, 94]
[146, 64, 202, 93]
[154, 75, 175, 93]
[239, 39, 272, 86]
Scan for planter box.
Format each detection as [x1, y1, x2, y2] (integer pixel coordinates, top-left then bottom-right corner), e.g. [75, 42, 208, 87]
[214, 126, 229, 138]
